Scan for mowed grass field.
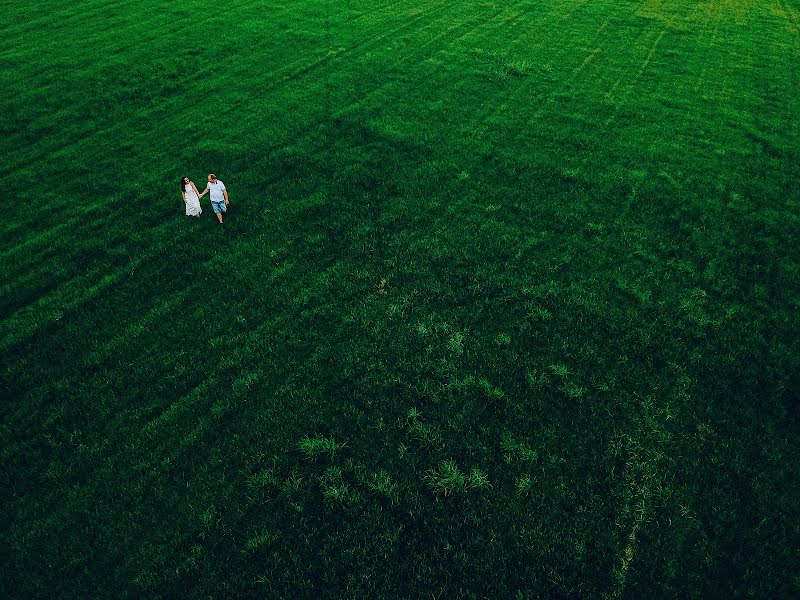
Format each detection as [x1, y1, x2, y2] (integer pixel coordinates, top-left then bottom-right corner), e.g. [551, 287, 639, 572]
[2, 0, 799, 596]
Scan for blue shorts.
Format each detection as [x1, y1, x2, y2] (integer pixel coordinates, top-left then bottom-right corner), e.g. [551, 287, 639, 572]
[211, 200, 227, 214]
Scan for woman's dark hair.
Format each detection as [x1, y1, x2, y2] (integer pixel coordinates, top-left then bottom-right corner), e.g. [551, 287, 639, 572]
[180, 177, 188, 192]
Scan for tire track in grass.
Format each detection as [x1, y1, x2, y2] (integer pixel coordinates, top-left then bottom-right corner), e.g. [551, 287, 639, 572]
[452, 0, 640, 165]
[676, 0, 738, 165]
[692, 6, 722, 93]
[322, 3, 628, 239]
[25, 242, 304, 472]
[0, 0, 134, 38]
[603, 28, 668, 125]
[776, 0, 800, 150]
[1, 193, 170, 305]
[0, 217, 197, 351]
[279, 2, 549, 235]
[450, 0, 610, 135]
[417, 7, 543, 136]
[606, 440, 656, 600]
[88, 288, 193, 365]
[474, 0, 596, 125]
[224, 0, 459, 98]
[81, 194, 349, 450]
[159, 0, 539, 185]
[603, 26, 666, 101]
[122, 298, 304, 473]
[55, 0, 462, 159]
[47, 287, 202, 446]
[561, 14, 610, 79]
[687, 0, 789, 160]
[0, 189, 133, 263]
[328, 0, 539, 119]
[533, 15, 655, 138]
[572, 44, 604, 75]
[0, 161, 201, 347]
[380, 3, 522, 69]
[333, 1, 630, 229]
[129, 388, 249, 483]
[232, 0, 579, 143]
[267, 0, 514, 124]
[472, 0, 655, 137]
[139, 378, 215, 440]
[2, 0, 394, 220]
[161, 0, 451, 104]
[1, 3, 257, 178]
[2, 0, 570, 233]
[605, 394, 674, 599]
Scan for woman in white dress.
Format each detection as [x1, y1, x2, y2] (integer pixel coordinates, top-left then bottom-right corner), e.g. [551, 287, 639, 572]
[181, 176, 202, 217]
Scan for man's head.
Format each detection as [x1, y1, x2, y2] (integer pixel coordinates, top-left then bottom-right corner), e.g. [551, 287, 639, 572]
[208, 173, 217, 183]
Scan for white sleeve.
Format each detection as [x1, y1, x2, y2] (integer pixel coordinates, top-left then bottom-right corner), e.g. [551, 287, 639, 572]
[206, 182, 212, 189]
[220, 182, 226, 190]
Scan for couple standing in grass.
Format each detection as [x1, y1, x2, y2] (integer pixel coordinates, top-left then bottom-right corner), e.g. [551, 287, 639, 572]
[181, 173, 230, 224]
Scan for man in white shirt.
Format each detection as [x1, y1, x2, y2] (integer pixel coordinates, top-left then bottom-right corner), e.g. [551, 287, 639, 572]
[199, 173, 229, 224]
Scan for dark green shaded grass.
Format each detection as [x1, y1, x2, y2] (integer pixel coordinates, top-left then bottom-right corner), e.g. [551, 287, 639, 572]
[2, 0, 799, 597]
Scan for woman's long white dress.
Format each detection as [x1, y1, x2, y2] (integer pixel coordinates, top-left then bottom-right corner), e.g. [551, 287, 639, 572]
[185, 185, 202, 217]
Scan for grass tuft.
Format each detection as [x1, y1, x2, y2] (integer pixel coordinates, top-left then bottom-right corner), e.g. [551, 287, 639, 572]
[424, 460, 467, 496]
[297, 435, 343, 460]
[468, 467, 491, 490]
[367, 469, 400, 503]
[480, 378, 505, 401]
[516, 476, 533, 496]
[244, 531, 278, 553]
[248, 468, 278, 488]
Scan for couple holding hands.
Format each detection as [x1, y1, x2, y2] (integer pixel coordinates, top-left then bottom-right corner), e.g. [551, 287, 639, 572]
[181, 173, 230, 224]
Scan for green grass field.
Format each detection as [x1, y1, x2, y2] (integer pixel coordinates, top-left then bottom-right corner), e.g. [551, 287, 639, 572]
[2, 0, 799, 596]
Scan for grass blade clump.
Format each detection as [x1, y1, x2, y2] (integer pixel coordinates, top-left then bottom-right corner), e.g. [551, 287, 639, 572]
[424, 462, 492, 495]
[467, 467, 491, 490]
[243, 531, 279, 553]
[367, 469, 399, 503]
[516, 476, 533, 496]
[424, 460, 467, 496]
[297, 435, 342, 460]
